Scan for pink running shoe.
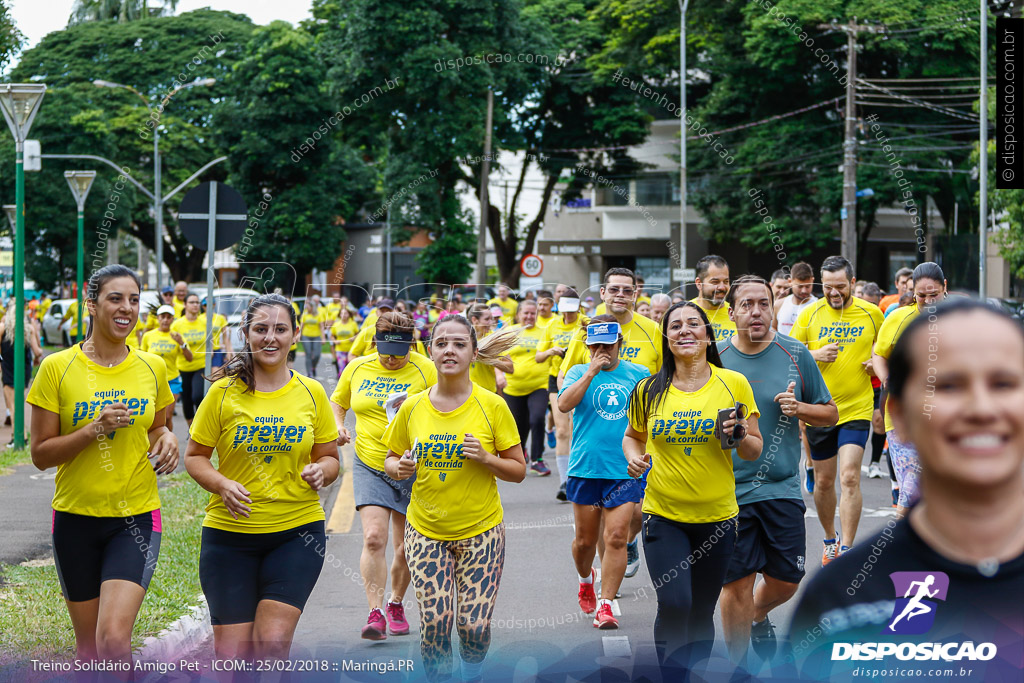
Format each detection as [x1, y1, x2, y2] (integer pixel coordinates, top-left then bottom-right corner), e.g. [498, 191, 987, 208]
[578, 569, 597, 614]
[361, 607, 387, 640]
[386, 601, 410, 635]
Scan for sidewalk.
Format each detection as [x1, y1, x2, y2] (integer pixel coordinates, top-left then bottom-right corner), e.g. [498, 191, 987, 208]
[0, 403, 54, 566]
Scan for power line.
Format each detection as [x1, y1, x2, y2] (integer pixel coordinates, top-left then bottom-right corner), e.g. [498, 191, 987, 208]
[856, 79, 980, 121]
[859, 161, 973, 174]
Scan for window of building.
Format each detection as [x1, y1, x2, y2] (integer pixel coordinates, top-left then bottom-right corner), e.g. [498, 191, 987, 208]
[636, 257, 671, 293]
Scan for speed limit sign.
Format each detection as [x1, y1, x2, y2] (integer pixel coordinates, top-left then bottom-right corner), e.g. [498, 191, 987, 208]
[520, 253, 543, 277]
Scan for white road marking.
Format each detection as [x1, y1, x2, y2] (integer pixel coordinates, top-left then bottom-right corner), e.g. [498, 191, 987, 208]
[804, 507, 898, 518]
[610, 599, 621, 617]
[29, 472, 56, 480]
[602, 636, 631, 658]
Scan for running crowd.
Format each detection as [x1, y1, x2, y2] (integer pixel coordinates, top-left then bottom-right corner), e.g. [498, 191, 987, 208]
[22, 255, 1024, 681]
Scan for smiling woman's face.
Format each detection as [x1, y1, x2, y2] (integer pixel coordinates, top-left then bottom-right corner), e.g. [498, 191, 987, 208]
[891, 311, 1024, 491]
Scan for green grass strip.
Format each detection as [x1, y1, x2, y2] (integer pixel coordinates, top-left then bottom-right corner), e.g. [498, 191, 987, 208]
[0, 448, 32, 475]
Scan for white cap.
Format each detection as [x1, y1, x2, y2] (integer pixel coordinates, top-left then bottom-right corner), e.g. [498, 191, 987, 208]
[156, 305, 175, 316]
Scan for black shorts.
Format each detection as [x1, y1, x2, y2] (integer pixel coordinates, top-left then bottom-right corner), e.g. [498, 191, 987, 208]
[52, 509, 162, 602]
[548, 375, 559, 394]
[806, 420, 871, 460]
[200, 521, 326, 625]
[725, 499, 806, 584]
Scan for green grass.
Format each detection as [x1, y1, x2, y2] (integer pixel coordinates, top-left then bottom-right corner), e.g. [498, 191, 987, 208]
[0, 448, 32, 475]
[0, 472, 209, 667]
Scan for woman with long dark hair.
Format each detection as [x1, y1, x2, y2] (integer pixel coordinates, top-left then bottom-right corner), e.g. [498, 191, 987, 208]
[872, 262, 947, 515]
[384, 315, 524, 682]
[185, 293, 340, 661]
[28, 264, 178, 665]
[171, 292, 207, 427]
[624, 301, 763, 670]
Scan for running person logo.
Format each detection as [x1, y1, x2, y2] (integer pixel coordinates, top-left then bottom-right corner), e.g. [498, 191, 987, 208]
[885, 571, 949, 635]
[593, 383, 628, 420]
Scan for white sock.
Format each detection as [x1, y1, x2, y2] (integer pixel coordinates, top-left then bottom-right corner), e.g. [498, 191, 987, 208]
[461, 659, 483, 680]
[579, 570, 594, 584]
[598, 598, 613, 608]
[556, 455, 570, 485]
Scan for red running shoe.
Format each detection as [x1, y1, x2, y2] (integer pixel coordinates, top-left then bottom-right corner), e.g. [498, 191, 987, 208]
[578, 569, 597, 614]
[593, 603, 619, 630]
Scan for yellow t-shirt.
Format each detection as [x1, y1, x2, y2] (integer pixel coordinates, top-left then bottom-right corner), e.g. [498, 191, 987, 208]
[173, 298, 186, 317]
[791, 297, 884, 423]
[324, 302, 342, 324]
[383, 384, 520, 540]
[125, 318, 145, 348]
[189, 372, 339, 533]
[637, 295, 651, 306]
[594, 302, 608, 316]
[537, 315, 579, 378]
[503, 325, 549, 396]
[170, 316, 208, 372]
[38, 297, 52, 321]
[300, 309, 326, 338]
[144, 308, 161, 331]
[65, 300, 84, 335]
[486, 297, 517, 325]
[628, 366, 759, 523]
[331, 352, 437, 471]
[535, 313, 556, 329]
[330, 319, 359, 353]
[26, 345, 173, 517]
[560, 312, 662, 377]
[141, 329, 182, 381]
[690, 298, 737, 342]
[874, 305, 920, 432]
[200, 312, 228, 351]
[468, 330, 498, 392]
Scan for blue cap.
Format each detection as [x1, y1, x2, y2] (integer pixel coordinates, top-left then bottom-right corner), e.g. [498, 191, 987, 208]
[586, 321, 620, 345]
[161, 286, 173, 294]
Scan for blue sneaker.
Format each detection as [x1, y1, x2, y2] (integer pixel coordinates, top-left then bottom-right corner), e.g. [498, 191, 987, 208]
[546, 428, 556, 449]
[804, 467, 815, 494]
[624, 540, 641, 578]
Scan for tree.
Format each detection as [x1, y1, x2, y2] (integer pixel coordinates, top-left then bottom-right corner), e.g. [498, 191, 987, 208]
[590, 0, 985, 272]
[213, 21, 376, 295]
[0, 0, 24, 73]
[68, 0, 179, 25]
[2, 10, 256, 286]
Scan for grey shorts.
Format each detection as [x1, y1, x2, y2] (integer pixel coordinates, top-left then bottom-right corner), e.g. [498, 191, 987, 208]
[353, 454, 414, 515]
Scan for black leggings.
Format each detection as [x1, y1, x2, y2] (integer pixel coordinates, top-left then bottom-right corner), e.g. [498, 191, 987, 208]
[503, 389, 547, 462]
[179, 369, 205, 420]
[642, 513, 737, 670]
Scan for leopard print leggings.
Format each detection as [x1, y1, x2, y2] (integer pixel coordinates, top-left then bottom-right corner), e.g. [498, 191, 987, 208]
[404, 522, 505, 682]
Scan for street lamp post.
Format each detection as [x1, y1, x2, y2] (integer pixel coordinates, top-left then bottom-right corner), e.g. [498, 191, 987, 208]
[677, 0, 690, 285]
[64, 171, 97, 340]
[0, 83, 46, 450]
[93, 78, 216, 290]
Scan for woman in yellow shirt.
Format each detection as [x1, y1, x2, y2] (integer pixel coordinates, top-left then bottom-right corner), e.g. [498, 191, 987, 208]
[502, 299, 552, 475]
[141, 304, 193, 431]
[331, 312, 437, 640]
[624, 302, 763, 671]
[329, 307, 359, 378]
[27, 264, 177, 664]
[466, 303, 514, 393]
[170, 293, 207, 427]
[299, 295, 327, 378]
[184, 293, 340, 661]
[384, 315, 525, 683]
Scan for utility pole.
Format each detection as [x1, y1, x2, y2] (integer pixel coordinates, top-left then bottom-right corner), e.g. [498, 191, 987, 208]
[475, 88, 493, 300]
[819, 17, 885, 270]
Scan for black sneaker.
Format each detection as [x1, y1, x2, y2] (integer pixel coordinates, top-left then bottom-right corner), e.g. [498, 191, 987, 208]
[3, 414, 9, 426]
[556, 482, 567, 502]
[750, 616, 777, 660]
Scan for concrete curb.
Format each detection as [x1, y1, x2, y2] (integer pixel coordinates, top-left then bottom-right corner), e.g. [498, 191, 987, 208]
[136, 595, 211, 662]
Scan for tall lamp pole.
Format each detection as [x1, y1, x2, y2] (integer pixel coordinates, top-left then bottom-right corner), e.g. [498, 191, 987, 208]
[677, 0, 689, 283]
[64, 171, 97, 340]
[93, 78, 216, 290]
[0, 83, 46, 450]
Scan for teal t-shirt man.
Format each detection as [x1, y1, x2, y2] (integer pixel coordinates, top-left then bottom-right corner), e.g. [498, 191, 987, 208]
[717, 333, 831, 504]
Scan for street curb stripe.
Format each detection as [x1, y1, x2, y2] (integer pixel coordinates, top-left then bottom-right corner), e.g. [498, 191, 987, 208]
[326, 444, 355, 534]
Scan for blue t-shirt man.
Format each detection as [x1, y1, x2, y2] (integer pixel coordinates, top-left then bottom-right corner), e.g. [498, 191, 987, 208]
[560, 359, 648, 479]
[717, 332, 831, 504]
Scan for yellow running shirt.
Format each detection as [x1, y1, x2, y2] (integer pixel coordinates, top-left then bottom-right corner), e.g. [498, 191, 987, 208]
[170, 316, 207, 372]
[503, 325, 549, 396]
[190, 372, 339, 533]
[690, 298, 737, 341]
[125, 318, 145, 348]
[874, 305, 920, 432]
[469, 330, 498, 393]
[324, 301, 341, 323]
[200, 312, 228, 351]
[331, 352, 437, 471]
[791, 297, 884, 423]
[383, 384, 520, 540]
[537, 315, 579, 378]
[173, 298, 186, 317]
[486, 297, 517, 325]
[26, 345, 174, 517]
[628, 366, 759, 524]
[300, 309, 326, 338]
[560, 312, 662, 376]
[535, 313, 556, 330]
[330, 319, 359, 353]
[141, 329, 182, 381]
